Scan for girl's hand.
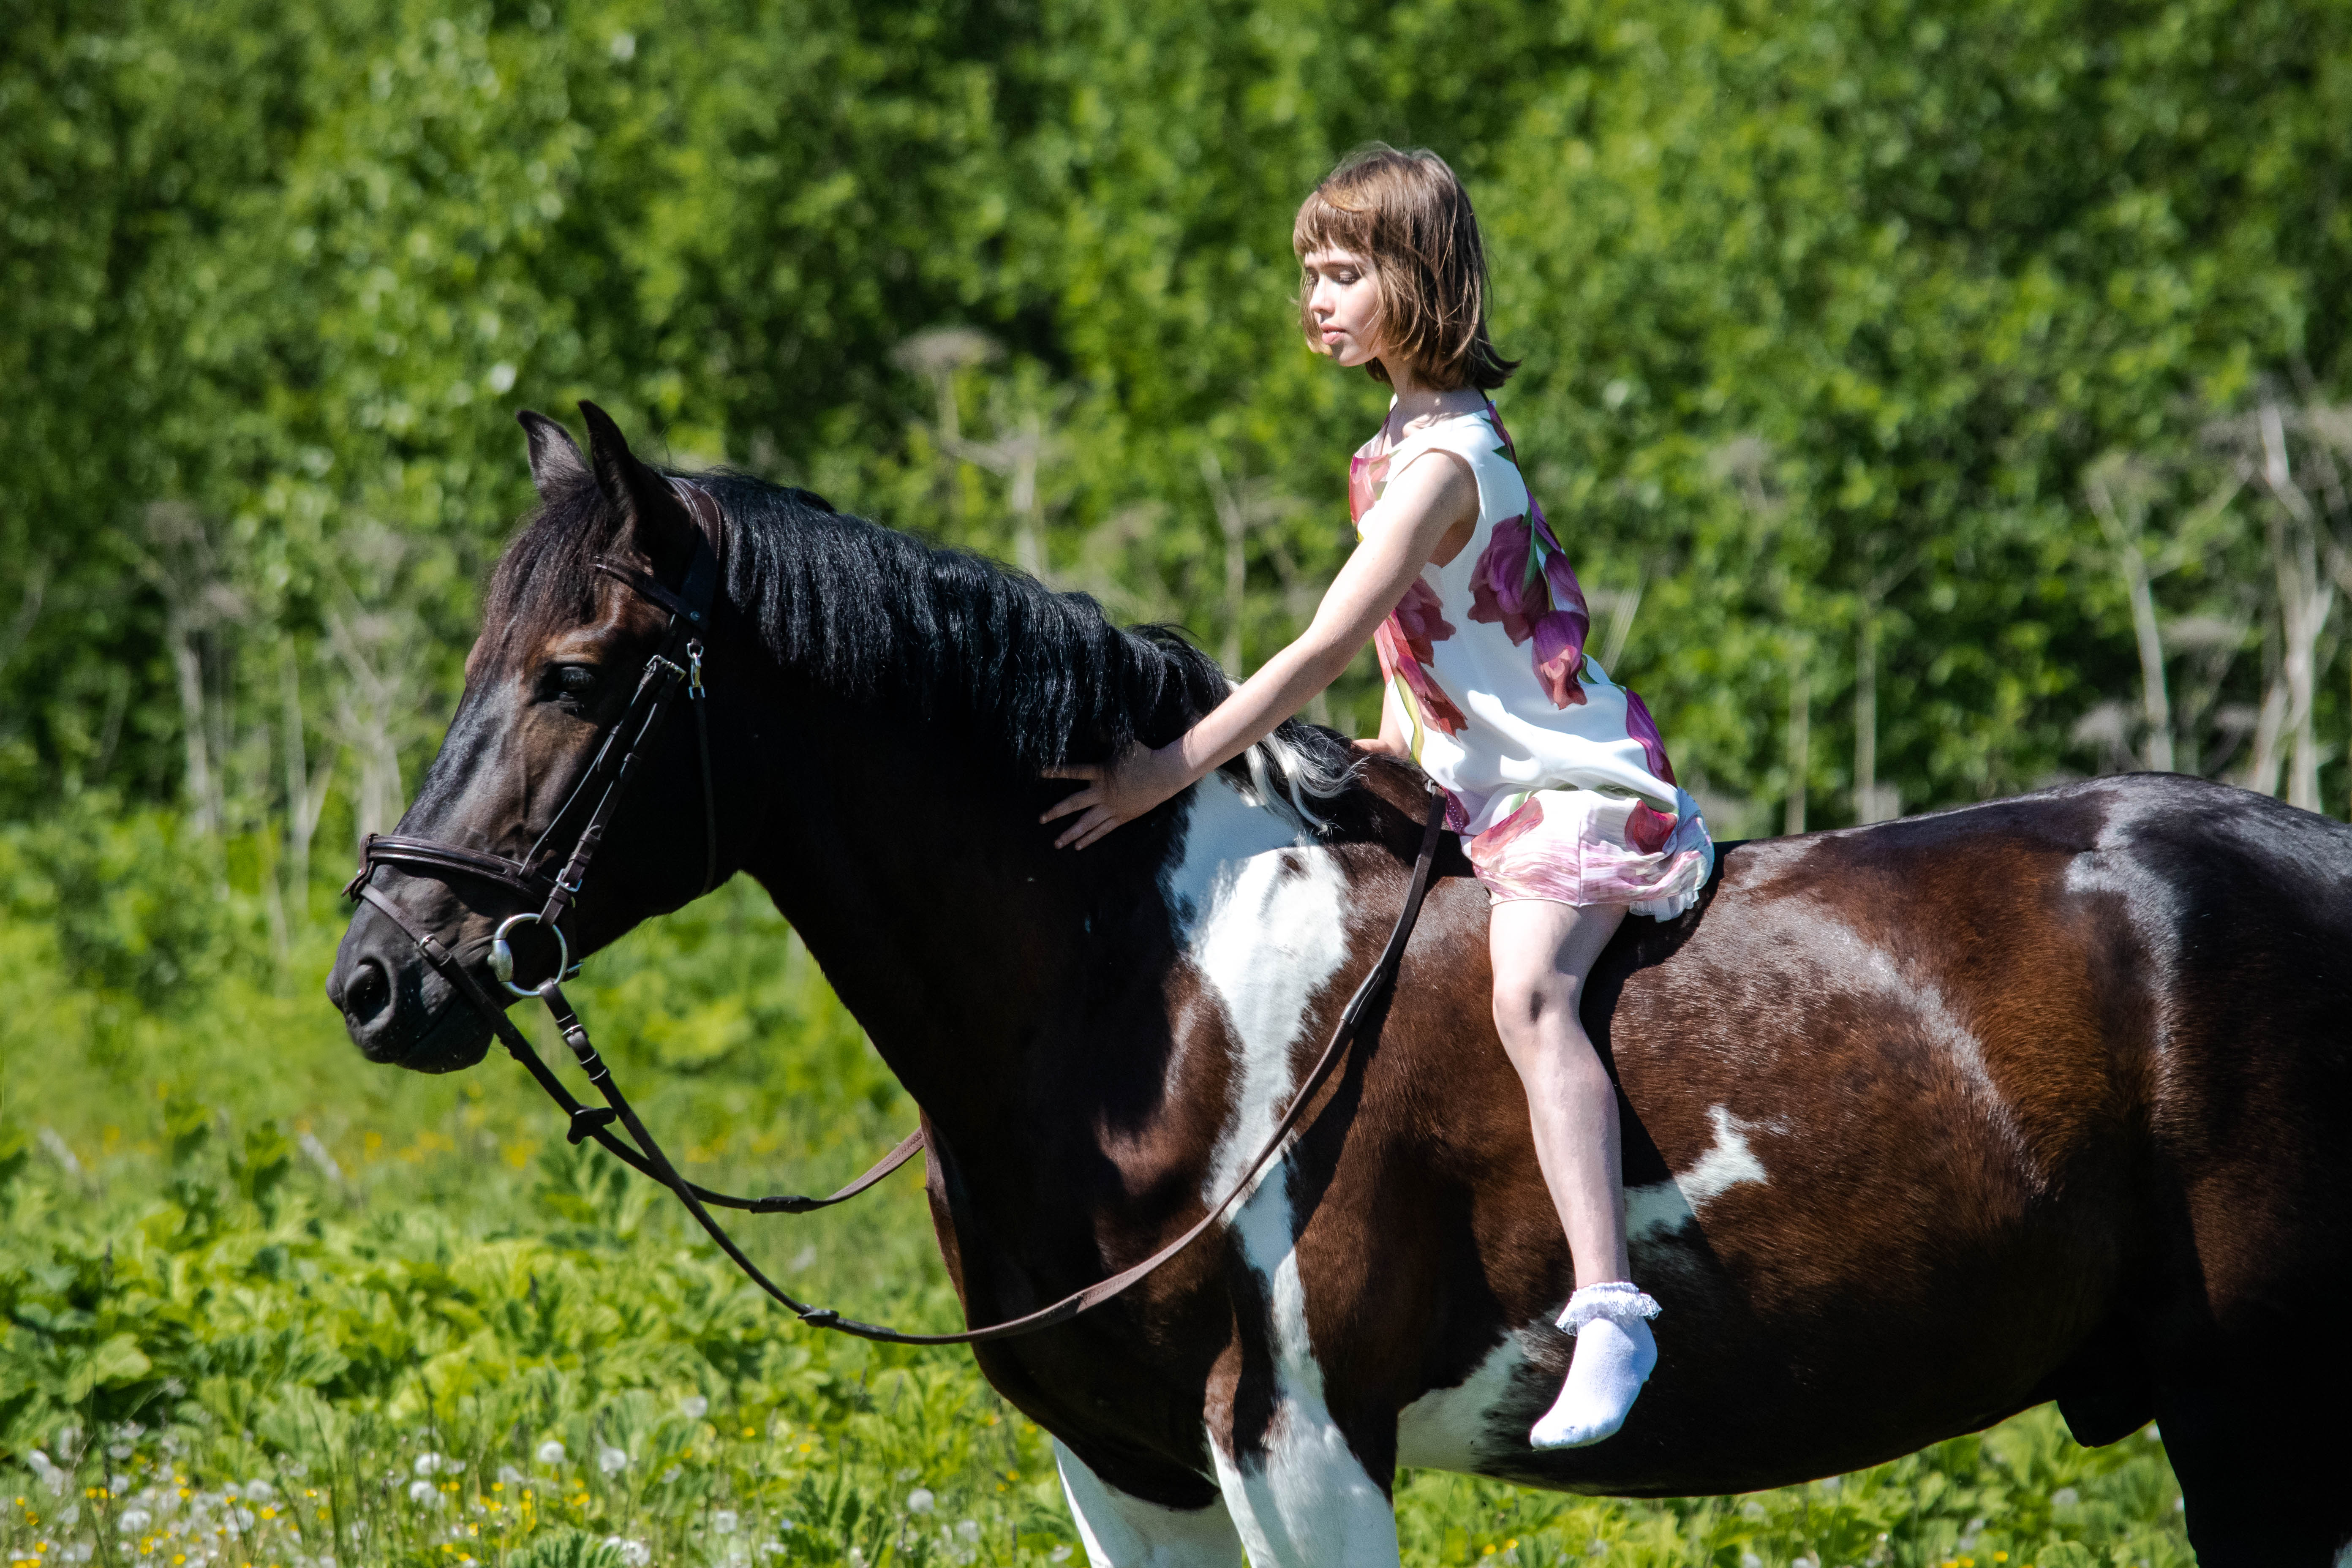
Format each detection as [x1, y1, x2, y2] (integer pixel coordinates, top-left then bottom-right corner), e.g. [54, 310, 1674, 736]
[1040, 740, 1197, 849]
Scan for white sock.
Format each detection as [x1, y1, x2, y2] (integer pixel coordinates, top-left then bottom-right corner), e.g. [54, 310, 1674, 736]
[1528, 1282, 1661, 1450]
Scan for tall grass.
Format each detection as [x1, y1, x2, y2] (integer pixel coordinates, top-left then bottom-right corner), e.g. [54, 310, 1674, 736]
[0, 813, 2190, 1566]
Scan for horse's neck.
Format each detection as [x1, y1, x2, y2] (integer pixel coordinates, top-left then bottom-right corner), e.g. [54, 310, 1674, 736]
[748, 726, 1326, 1189]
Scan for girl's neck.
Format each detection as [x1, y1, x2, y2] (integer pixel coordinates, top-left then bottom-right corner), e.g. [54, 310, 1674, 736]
[1382, 362, 1488, 438]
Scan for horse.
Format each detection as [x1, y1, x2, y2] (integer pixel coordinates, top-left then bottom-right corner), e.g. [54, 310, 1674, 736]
[329, 403, 2352, 1567]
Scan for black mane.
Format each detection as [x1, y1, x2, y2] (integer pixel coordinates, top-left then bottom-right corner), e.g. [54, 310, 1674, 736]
[491, 467, 1358, 785]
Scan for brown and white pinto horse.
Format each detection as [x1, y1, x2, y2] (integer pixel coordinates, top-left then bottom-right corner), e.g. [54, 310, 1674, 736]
[330, 406, 2352, 1567]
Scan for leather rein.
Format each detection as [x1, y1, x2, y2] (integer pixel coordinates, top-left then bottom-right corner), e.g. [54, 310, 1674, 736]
[345, 478, 1450, 1346]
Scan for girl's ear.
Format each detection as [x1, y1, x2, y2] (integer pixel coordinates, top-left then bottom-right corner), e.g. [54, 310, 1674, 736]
[517, 411, 589, 498]
[577, 400, 698, 573]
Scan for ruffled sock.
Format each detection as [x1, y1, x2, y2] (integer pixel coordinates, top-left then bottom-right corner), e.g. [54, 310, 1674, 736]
[1528, 1282, 1661, 1450]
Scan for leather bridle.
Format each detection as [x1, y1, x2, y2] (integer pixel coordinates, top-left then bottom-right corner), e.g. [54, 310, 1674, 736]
[344, 476, 1449, 1345]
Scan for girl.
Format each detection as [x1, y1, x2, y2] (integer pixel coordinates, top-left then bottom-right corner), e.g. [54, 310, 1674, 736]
[1041, 145, 1713, 1449]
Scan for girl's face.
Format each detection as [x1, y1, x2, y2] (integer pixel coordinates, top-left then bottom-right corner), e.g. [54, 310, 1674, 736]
[1301, 247, 1385, 370]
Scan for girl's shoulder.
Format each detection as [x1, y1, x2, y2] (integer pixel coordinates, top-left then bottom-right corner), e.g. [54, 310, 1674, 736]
[1390, 403, 1513, 467]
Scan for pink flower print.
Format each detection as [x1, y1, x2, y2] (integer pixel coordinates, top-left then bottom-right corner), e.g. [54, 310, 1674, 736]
[1622, 689, 1677, 785]
[1468, 516, 1538, 644]
[1388, 577, 1455, 663]
[1626, 801, 1678, 855]
[1374, 618, 1469, 738]
[1348, 452, 1388, 531]
[1531, 606, 1591, 708]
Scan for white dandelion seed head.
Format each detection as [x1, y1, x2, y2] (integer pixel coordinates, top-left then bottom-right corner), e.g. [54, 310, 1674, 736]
[597, 1446, 628, 1476]
[905, 1489, 934, 1515]
[408, 1480, 439, 1505]
[535, 1441, 566, 1466]
[414, 1454, 444, 1477]
[680, 1396, 709, 1421]
[711, 1511, 738, 1535]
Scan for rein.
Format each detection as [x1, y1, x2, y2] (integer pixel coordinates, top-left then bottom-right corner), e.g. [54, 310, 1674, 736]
[346, 479, 1450, 1345]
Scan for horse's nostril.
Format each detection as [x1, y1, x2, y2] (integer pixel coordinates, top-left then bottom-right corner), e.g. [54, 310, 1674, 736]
[344, 958, 392, 1026]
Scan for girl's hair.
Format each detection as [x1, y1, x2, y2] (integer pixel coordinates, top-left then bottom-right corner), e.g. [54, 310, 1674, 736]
[1293, 144, 1517, 392]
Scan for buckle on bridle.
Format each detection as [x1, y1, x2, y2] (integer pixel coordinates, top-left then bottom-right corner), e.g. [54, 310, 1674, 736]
[489, 911, 572, 1000]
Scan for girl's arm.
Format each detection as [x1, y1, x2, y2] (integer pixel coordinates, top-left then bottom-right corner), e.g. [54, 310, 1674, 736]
[1043, 451, 1476, 848]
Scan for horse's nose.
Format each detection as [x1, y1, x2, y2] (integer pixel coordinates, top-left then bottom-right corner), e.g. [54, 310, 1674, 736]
[328, 916, 426, 1064]
[339, 956, 392, 1028]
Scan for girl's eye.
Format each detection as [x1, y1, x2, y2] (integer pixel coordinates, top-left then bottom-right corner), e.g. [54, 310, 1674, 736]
[555, 665, 598, 698]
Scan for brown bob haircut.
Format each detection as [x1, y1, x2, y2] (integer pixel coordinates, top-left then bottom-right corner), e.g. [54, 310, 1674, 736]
[1293, 144, 1518, 392]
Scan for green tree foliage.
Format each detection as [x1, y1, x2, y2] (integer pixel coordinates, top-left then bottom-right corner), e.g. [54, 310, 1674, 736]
[4, 0, 2350, 854]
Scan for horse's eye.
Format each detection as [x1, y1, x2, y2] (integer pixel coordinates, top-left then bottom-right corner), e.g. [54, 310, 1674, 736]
[555, 665, 599, 698]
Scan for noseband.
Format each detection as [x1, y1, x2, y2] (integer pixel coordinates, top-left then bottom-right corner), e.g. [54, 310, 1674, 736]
[347, 476, 1449, 1346]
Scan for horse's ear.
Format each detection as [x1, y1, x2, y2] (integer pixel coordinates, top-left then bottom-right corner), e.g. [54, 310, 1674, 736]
[517, 411, 589, 498]
[577, 400, 696, 568]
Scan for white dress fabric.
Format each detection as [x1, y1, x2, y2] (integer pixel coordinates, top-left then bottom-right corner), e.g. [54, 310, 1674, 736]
[1352, 403, 1715, 917]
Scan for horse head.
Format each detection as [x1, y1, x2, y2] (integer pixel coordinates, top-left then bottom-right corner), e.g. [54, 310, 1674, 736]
[328, 404, 744, 1070]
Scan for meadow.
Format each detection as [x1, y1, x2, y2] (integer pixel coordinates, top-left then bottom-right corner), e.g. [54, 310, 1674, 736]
[0, 811, 2194, 1568]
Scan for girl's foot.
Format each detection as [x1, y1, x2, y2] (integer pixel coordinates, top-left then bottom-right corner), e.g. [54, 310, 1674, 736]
[1529, 1282, 1661, 1449]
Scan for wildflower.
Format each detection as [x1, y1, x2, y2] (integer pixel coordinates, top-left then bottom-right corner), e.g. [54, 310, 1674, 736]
[408, 1482, 439, 1507]
[534, 1443, 565, 1467]
[680, 1396, 709, 1421]
[120, 1510, 154, 1533]
[596, 1448, 627, 1478]
[905, 1490, 934, 1516]
[603, 1538, 649, 1568]
[495, 1468, 523, 1488]
[413, 1456, 444, 1478]
[2052, 1487, 2080, 1508]
[712, 1511, 738, 1535]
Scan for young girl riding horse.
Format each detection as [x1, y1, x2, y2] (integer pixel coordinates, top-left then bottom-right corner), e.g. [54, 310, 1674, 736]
[1042, 144, 1714, 1449]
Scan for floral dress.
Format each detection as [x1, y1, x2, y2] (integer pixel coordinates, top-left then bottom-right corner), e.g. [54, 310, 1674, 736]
[1355, 403, 1715, 918]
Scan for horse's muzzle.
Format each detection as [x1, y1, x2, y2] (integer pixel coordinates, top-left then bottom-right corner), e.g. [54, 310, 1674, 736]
[327, 901, 495, 1073]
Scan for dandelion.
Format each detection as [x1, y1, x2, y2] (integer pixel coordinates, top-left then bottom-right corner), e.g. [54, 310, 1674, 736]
[408, 1482, 439, 1507]
[596, 1448, 627, 1478]
[534, 1443, 565, 1467]
[680, 1396, 709, 1421]
[120, 1510, 153, 1533]
[413, 1456, 443, 1478]
[905, 1490, 934, 1516]
[603, 1538, 649, 1567]
[495, 1467, 523, 1487]
[2051, 1487, 2080, 1508]
[712, 1511, 738, 1535]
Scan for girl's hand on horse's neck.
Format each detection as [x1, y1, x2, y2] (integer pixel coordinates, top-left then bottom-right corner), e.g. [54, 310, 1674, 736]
[1041, 259, 1481, 850]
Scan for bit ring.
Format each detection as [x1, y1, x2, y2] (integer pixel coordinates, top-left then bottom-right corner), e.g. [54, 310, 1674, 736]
[490, 912, 570, 1000]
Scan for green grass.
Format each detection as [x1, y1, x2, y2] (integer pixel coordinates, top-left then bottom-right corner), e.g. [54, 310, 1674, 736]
[0, 816, 2191, 1567]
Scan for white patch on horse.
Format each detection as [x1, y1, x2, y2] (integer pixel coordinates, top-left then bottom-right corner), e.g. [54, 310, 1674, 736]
[1054, 1441, 1244, 1568]
[1162, 773, 1400, 1566]
[1394, 1331, 1544, 1471]
[1626, 1103, 1770, 1247]
[1813, 917, 2041, 1185]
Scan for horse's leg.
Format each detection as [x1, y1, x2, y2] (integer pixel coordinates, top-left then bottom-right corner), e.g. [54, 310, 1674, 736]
[2154, 1350, 2352, 1565]
[1202, 1406, 1402, 1568]
[1053, 1442, 1245, 1568]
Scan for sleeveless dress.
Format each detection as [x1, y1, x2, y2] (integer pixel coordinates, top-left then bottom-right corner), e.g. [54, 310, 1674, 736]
[1353, 402, 1715, 918]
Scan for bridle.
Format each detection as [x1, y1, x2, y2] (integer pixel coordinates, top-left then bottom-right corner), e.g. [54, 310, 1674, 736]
[345, 476, 1449, 1346]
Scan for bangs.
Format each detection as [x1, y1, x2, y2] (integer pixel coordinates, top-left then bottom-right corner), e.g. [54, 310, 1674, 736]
[1292, 185, 1375, 259]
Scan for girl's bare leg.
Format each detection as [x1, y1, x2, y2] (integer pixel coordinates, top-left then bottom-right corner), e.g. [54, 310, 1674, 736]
[1489, 898, 1659, 1448]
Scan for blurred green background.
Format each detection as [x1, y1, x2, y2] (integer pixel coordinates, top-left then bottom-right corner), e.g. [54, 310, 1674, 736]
[7, 0, 2347, 1561]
